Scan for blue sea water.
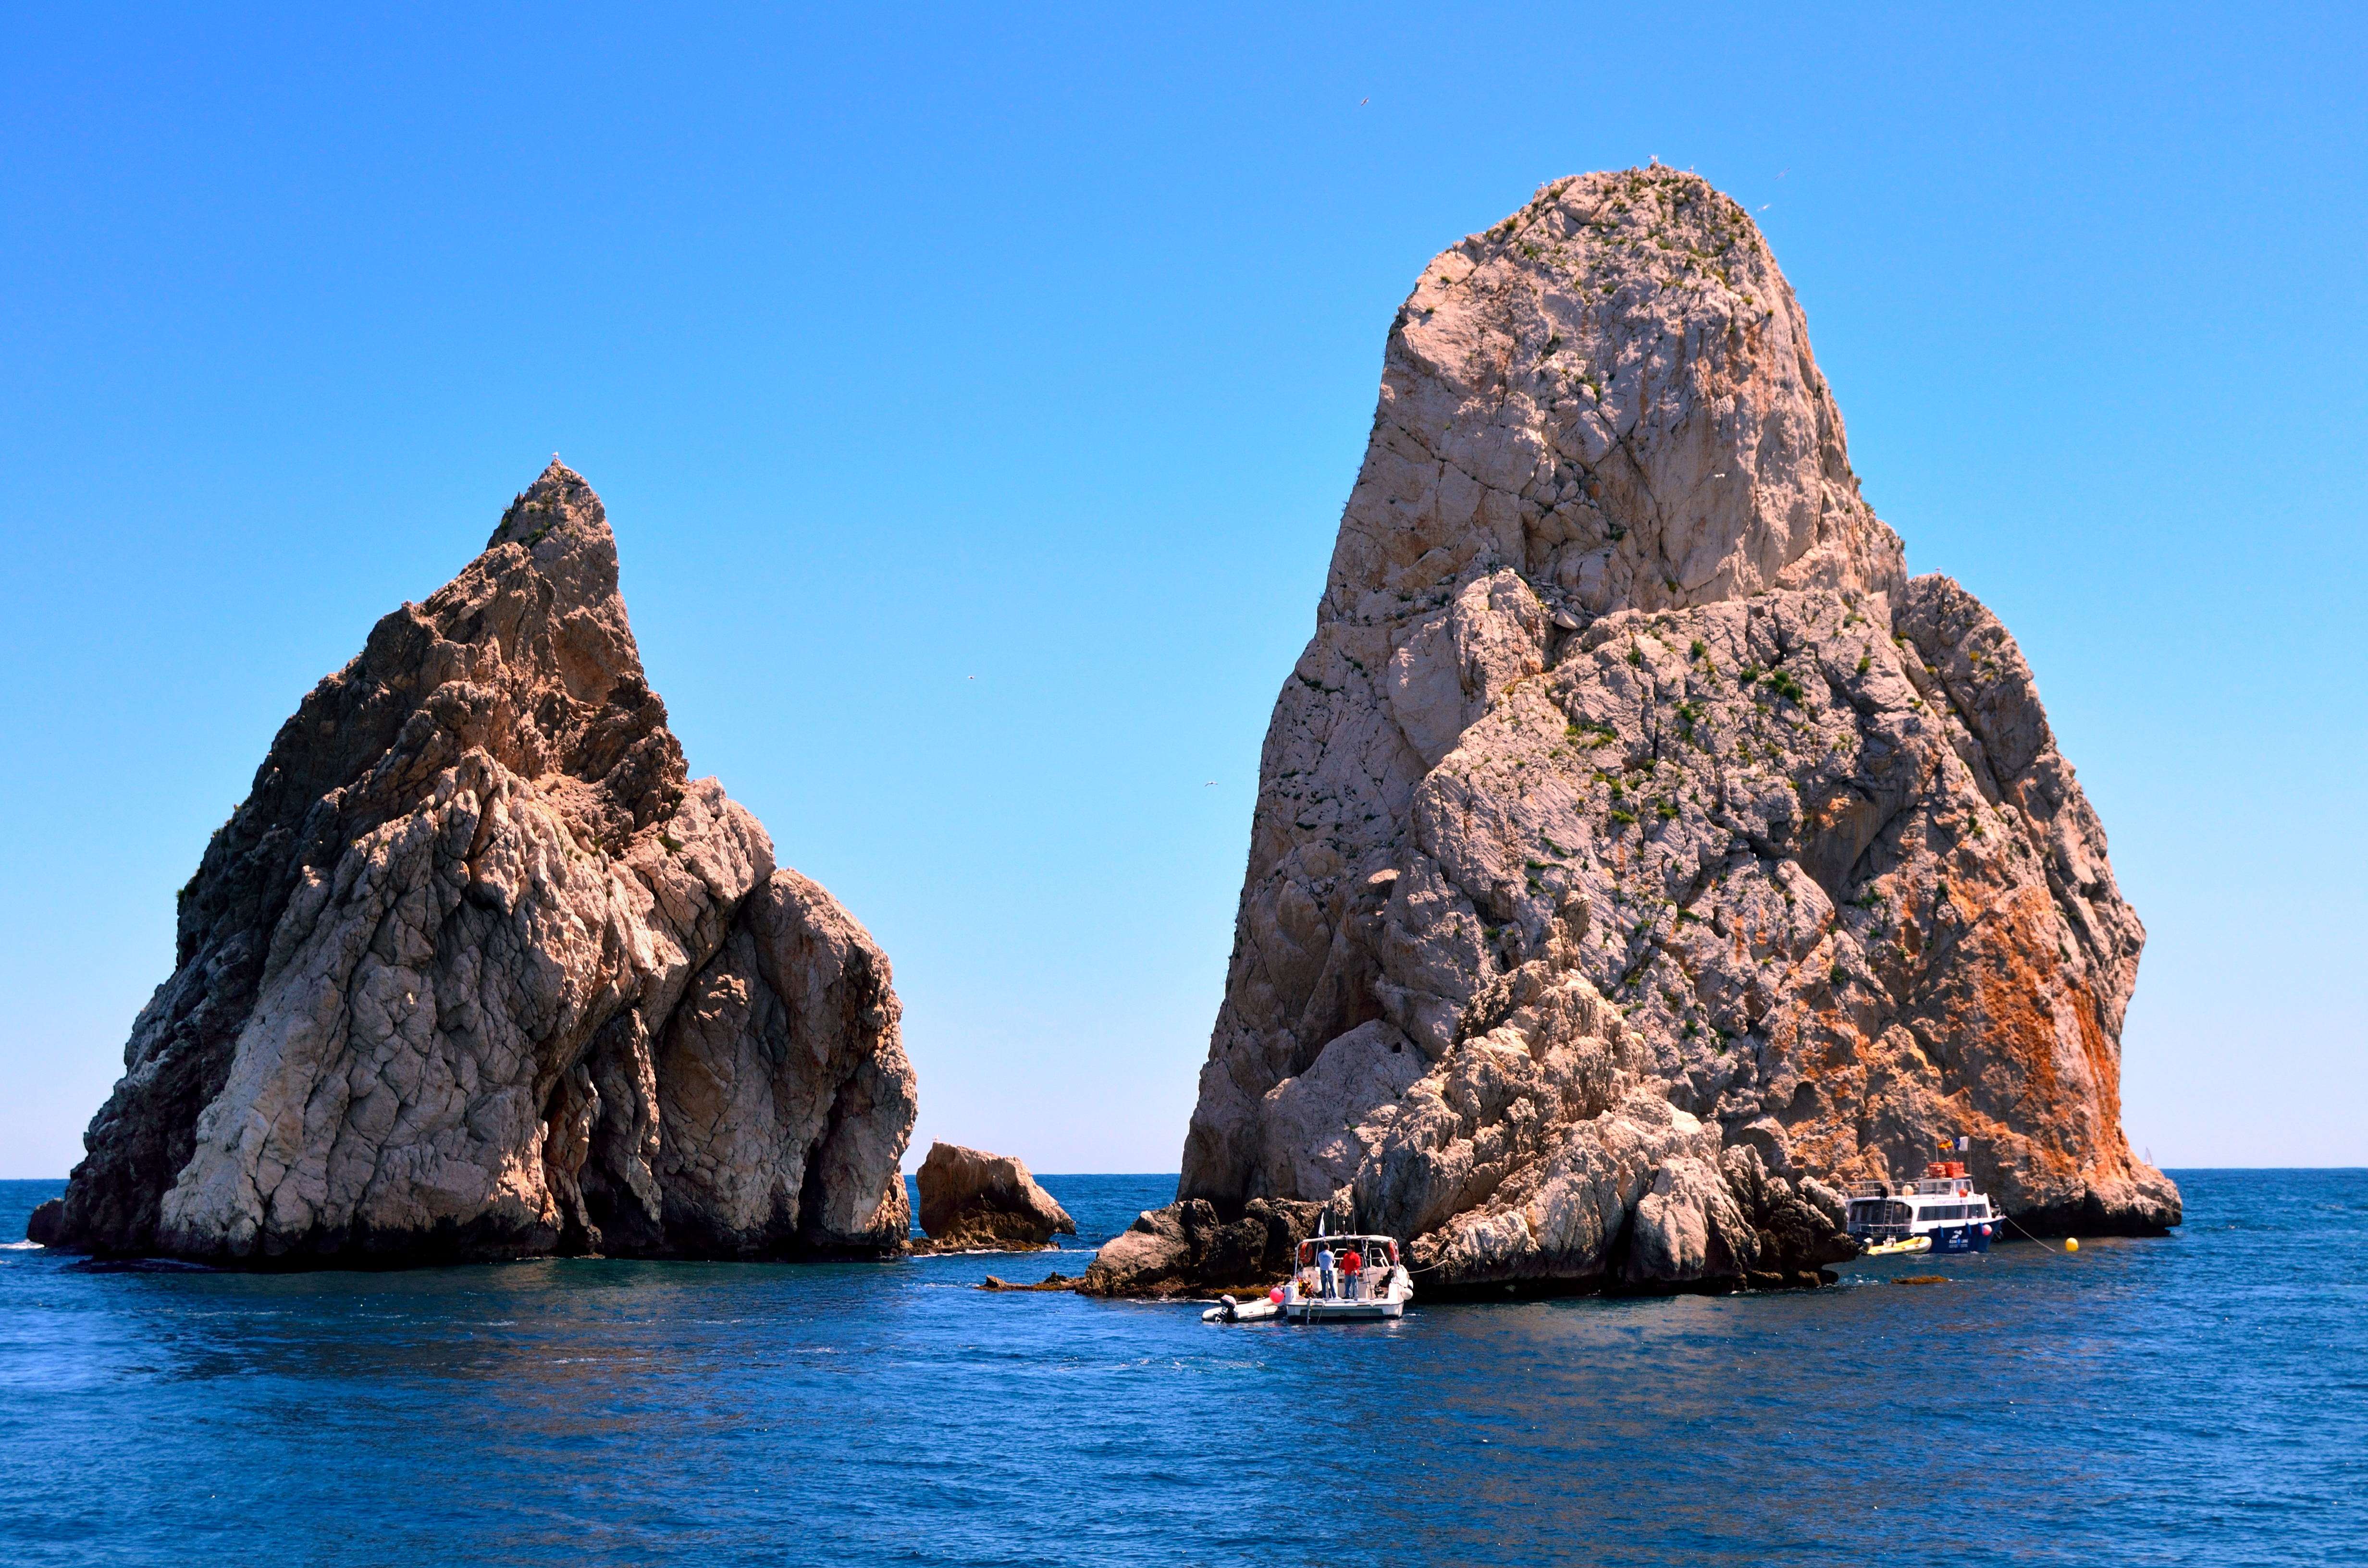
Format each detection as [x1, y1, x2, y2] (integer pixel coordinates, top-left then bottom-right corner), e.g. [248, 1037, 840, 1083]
[0, 1171, 2362, 1567]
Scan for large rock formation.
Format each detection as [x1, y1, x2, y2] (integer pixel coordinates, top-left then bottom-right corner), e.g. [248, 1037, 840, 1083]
[1110, 167, 2177, 1297]
[37, 463, 917, 1265]
[911, 1141, 1076, 1251]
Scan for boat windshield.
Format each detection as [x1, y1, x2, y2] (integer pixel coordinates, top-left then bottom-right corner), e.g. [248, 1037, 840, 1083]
[1846, 1198, 1913, 1239]
[1916, 1203, 1987, 1222]
[1296, 1237, 1398, 1267]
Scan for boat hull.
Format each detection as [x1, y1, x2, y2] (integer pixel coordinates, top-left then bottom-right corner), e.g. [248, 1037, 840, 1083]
[1285, 1299, 1404, 1323]
[1924, 1223, 1992, 1255]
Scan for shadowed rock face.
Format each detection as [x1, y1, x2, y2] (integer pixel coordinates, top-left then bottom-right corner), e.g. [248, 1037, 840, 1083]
[1113, 167, 2175, 1297]
[42, 463, 916, 1265]
[1079, 1198, 1320, 1298]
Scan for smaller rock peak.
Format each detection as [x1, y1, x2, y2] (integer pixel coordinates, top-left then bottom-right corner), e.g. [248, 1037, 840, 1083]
[480, 458, 624, 615]
[1468, 167, 1766, 263]
[487, 459, 609, 553]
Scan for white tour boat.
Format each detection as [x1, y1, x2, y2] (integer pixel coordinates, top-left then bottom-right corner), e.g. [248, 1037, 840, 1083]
[1283, 1232, 1412, 1322]
[1845, 1159, 2001, 1257]
[1201, 1231, 1414, 1323]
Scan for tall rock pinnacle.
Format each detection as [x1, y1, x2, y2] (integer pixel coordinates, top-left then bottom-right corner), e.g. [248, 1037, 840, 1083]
[36, 462, 917, 1265]
[1092, 168, 2175, 1297]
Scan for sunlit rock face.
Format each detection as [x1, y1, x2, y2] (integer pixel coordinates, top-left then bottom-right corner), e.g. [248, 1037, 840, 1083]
[1126, 167, 2174, 1297]
[41, 463, 916, 1266]
[912, 1141, 1077, 1252]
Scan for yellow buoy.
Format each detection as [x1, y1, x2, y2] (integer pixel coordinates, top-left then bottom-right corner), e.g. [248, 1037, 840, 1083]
[2065, 1238, 2080, 1252]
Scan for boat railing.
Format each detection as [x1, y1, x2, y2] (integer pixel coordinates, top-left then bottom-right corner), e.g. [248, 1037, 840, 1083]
[1844, 1179, 1890, 1198]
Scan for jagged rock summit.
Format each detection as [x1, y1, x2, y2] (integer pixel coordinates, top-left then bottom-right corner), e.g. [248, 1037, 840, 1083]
[1106, 167, 2177, 1298]
[33, 462, 917, 1265]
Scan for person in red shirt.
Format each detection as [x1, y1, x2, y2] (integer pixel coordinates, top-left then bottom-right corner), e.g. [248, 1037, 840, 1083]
[1341, 1246, 1364, 1299]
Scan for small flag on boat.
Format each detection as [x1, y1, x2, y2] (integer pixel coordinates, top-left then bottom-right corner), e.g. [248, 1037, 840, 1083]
[1956, 1135, 1970, 1152]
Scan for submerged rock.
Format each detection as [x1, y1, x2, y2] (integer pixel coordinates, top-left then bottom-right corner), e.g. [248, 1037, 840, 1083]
[912, 1141, 1076, 1251]
[45, 464, 917, 1266]
[1102, 167, 2176, 1298]
[978, 1272, 1080, 1292]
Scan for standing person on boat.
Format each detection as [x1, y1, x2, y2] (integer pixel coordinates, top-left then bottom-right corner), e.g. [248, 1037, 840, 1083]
[1340, 1245, 1363, 1300]
[1317, 1243, 1335, 1298]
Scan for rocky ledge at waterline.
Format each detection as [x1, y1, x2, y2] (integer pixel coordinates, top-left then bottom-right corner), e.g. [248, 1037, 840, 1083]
[1089, 167, 2179, 1301]
[29, 463, 917, 1267]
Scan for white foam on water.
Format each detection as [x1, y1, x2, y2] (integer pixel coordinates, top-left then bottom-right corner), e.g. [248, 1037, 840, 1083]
[0, 1241, 43, 1251]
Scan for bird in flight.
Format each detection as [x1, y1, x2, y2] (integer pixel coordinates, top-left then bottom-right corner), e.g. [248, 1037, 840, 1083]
[1205, 781, 1218, 787]
[1359, 97, 1369, 106]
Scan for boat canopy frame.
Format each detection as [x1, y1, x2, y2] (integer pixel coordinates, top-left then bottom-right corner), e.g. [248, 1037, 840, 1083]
[1295, 1235, 1399, 1266]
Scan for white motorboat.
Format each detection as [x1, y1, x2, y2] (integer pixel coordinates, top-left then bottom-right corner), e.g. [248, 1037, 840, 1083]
[1285, 1232, 1412, 1322]
[1845, 1158, 2001, 1257]
[1199, 1229, 1415, 1324]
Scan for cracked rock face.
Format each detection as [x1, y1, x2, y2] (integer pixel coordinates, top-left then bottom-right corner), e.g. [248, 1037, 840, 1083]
[1125, 167, 2176, 1296]
[42, 463, 917, 1265]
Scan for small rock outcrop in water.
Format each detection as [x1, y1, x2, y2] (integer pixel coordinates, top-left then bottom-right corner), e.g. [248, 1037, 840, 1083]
[38, 464, 917, 1265]
[912, 1141, 1077, 1251]
[1097, 168, 2178, 1298]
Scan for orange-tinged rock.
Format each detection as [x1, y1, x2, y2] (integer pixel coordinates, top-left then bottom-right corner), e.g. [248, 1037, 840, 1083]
[1111, 167, 2173, 1298]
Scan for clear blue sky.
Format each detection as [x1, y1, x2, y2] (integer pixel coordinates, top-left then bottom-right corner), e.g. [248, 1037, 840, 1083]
[3, 5, 2361, 1177]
